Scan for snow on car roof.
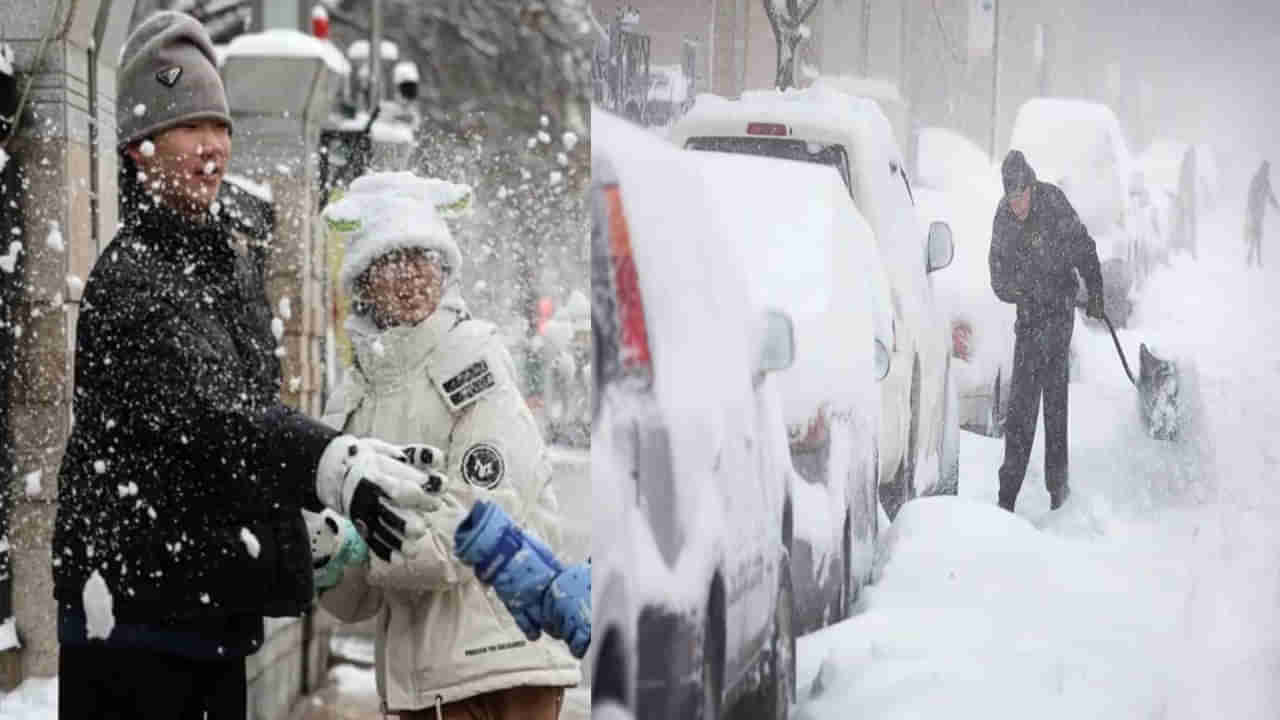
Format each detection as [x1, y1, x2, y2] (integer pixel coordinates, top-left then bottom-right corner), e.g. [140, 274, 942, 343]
[675, 86, 903, 167]
[223, 29, 351, 77]
[1009, 97, 1133, 188]
[695, 150, 881, 429]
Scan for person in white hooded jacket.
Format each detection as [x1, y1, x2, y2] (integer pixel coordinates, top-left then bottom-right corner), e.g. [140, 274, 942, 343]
[316, 171, 579, 719]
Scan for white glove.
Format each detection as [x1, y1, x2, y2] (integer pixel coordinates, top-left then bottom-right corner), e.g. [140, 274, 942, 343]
[315, 436, 448, 562]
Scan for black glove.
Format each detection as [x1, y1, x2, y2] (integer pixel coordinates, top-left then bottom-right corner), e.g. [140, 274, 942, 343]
[1086, 293, 1105, 320]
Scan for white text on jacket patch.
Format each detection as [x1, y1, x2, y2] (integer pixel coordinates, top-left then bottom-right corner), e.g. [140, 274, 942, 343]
[461, 443, 504, 490]
[442, 359, 496, 411]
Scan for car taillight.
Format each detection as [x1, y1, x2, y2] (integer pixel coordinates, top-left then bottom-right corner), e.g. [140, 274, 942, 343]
[604, 185, 653, 380]
[952, 319, 973, 361]
[746, 122, 788, 137]
[788, 406, 830, 452]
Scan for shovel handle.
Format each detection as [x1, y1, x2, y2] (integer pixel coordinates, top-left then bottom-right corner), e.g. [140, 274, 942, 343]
[1099, 312, 1137, 387]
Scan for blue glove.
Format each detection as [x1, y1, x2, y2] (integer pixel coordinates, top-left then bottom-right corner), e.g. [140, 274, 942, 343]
[455, 501, 566, 644]
[304, 509, 370, 592]
[543, 562, 591, 659]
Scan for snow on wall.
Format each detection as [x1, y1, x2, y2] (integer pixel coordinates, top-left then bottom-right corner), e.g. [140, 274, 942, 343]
[224, 29, 351, 77]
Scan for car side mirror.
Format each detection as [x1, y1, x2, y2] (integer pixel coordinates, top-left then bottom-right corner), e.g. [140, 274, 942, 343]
[756, 309, 795, 386]
[874, 338, 891, 381]
[926, 221, 954, 273]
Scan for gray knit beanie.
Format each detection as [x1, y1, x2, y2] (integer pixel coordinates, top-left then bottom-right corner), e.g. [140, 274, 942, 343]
[117, 11, 231, 148]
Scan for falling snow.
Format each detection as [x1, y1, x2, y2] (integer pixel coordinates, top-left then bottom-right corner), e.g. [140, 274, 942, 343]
[82, 571, 115, 641]
[0, 241, 20, 273]
[133, 103, 146, 117]
[240, 528, 261, 559]
[139, 140, 155, 157]
[22, 471, 41, 498]
[45, 222, 64, 252]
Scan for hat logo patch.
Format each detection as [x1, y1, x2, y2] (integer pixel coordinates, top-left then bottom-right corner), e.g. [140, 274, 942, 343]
[156, 66, 183, 87]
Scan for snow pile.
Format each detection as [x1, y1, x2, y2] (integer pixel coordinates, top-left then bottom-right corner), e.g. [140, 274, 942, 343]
[224, 29, 351, 76]
[0, 677, 57, 719]
[797, 497, 1192, 720]
[82, 571, 115, 641]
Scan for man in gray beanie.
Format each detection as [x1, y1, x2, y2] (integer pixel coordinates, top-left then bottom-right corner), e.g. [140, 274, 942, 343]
[53, 12, 446, 719]
[989, 149, 1105, 513]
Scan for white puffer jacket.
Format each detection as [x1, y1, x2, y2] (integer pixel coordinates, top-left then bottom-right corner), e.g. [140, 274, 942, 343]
[319, 301, 580, 712]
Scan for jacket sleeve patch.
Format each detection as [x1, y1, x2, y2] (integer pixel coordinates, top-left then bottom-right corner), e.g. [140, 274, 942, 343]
[438, 359, 497, 411]
[461, 443, 505, 490]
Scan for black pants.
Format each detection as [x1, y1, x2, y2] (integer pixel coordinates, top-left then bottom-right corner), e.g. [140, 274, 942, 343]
[999, 307, 1074, 508]
[59, 644, 246, 720]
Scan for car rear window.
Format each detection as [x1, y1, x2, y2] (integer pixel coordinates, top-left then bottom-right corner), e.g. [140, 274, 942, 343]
[684, 136, 853, 198]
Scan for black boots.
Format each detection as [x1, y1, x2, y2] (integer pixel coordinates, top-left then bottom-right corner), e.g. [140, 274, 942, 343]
[1049, 485, 1071, 511]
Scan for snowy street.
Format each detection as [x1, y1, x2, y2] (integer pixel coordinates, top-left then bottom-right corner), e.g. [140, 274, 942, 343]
[794, 203, 1280, 719]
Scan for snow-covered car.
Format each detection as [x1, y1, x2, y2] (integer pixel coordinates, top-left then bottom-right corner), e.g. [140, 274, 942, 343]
[670, 86, 961, 519]
[911, 127, 1013, 437]
[1008, 98, 1166, 324]
[594, 109, 798, 720]
[694, 149, 891, 634]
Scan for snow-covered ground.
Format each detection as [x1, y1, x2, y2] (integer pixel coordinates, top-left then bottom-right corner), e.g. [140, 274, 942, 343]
[794, 199, 1280, 719]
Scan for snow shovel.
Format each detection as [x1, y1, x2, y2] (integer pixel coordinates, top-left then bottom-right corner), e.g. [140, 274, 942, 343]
[1091, 307, 1181, 441]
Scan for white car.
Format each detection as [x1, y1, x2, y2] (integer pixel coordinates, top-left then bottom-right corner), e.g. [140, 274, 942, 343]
[1009, 98, 1166, 324]
[694, 149, 892, 634]
[911, 127, 1013, 437]
[670, 86, 961, 519]
[593, 109, 798, 720]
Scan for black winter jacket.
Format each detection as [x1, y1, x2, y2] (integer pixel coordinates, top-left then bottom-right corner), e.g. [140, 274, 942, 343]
[989, 181, 1103, 315]
[53, 201, 338, 633]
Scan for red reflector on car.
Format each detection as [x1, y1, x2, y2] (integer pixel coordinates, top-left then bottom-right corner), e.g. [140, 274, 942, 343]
[746, 122, 787, 137]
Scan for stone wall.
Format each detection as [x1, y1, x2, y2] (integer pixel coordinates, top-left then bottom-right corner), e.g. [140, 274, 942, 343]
[0, 0, 127, 686]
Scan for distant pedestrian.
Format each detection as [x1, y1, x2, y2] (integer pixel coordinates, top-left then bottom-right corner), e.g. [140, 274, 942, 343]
[1172, 145, 1199, 259]
[989, 150, 1105, 512]
[1245, 160, 1279, 267]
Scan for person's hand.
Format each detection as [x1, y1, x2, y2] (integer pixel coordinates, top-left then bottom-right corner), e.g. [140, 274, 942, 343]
[454, 500, 563, 642]
[316, 436, 448, 562]
[304, 509, 369, 591]
[1086, 293, 1106, 320]
[543, 563, 591, 659]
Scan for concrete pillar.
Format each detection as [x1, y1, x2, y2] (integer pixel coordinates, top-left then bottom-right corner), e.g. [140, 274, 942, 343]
[0, 0, 133, 689]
